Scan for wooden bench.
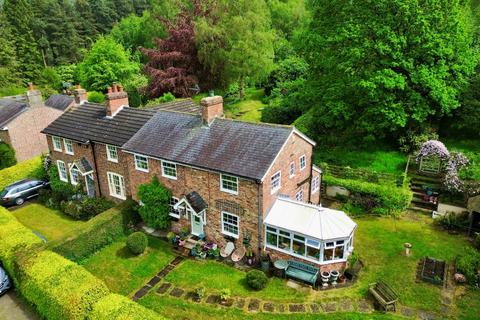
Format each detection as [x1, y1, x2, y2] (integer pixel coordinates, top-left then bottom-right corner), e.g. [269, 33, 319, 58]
[369, 281, 398, 312]
[285, 260, 319, 288]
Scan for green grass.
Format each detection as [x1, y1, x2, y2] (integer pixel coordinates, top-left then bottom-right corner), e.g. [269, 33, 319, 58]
[314, 147, 407, 175]
[80, 236, 175, 296]
[11, 203, 86, 242]
[139, 294, 404, 320]
[164, 259, 308, 302]
[444, 139, 480, 182]
[457, 288, 480, 320]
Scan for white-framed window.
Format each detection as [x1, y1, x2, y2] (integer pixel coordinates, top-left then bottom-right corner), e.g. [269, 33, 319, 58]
[57, 160, 68, 182]
[161, 160, 177, 179]
[221, 211, 239, 238]
[107, 172, 126, 199]
[295, 190, 304, 202]
[169, 197, 180, 218]
[52, 136, 62, 152]
[289, 161, 295, 177]
[312, 175, 320, 193]
[70, 166, 79, 185]
[64, 139, 74, 155]
[220, 174, 239, 195]
[134, 154, 149, 172]
[106, 145, 118, 162]
[299, 155, 306, 170]
[323, 240, 346, 261]
[271, 171, 281, 194]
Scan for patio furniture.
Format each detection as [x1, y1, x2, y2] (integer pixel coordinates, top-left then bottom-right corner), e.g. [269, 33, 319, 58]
[220, 242, 235, 258]
[273, 259, 288, 278]
[231, 246, 246, 262]
[285, 260, 319, 288]
[369, 281, 398, 312]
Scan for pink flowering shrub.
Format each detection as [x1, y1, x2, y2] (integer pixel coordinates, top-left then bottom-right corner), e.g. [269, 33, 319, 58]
[415, 140, 450, 163]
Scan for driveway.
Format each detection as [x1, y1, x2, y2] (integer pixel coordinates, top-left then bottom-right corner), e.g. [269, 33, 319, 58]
[0, 291, 38, 320]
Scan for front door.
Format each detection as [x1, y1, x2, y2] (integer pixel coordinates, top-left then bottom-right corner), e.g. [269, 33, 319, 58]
[191, 213, 204, 236]
[85, 173, 95, 197]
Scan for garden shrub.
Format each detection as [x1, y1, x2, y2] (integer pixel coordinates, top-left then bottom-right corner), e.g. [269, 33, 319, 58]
[246, 270, 268, 290]
[434, 212, 470, 231]
[456, 246, 480, 285]
[0, 142, 16, 169]
[88, 293, 165, 320]
[137, 176, 172, 229]
[0, 156, 43, 190]
[52, 207, 125, 261]
[126, 232, 148, 255]
[17, 251, 109, 320]
[59, 197, 114, 220]
[87, 91, 106, 103]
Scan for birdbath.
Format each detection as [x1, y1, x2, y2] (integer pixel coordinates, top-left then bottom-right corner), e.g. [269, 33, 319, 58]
[404, 243, 412, 256]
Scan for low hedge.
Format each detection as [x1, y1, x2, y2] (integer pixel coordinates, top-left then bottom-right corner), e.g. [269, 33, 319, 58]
[323, 175, 413, 214]
[51, 207, 125, 261]
[88, 293, 166, 320]
[0, 156, 44, 190]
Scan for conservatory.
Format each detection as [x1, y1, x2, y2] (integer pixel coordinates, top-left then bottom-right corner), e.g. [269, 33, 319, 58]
[263, 197, 356, 265]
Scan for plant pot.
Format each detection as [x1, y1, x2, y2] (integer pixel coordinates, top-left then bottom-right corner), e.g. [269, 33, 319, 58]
[247, 257, 256, 266]
[261, 260, 270, 272]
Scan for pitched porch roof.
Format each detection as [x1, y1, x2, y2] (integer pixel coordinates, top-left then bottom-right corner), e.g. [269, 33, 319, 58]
[72, 157, 93, 175]
[174, 191, 208, 213]
[264, 198, 356, 240]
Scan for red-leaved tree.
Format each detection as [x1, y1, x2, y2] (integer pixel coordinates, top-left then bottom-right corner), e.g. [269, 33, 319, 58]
[141, 0, 215, 98]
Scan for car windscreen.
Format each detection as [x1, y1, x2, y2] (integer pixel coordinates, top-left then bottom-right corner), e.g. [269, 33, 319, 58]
[0, 189, 8, 197]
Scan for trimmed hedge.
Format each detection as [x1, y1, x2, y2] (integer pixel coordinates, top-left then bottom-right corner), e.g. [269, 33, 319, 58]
[0, 156, 44, 190]
[88, 293, 166, 320]
[323, 175, 413, 214]
[18, 251, 110, 320]
[126, 232, 148, 255]
[51, 207, 125, 261]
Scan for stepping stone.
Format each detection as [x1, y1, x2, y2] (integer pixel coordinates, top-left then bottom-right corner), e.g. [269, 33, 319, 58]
[401, 306, 415, 318]
[288, 304, 306, 312]
[357, 299, 373, 313]
[156, 283, 171, 294]
[419, 311, 437, 320]
[169, 287, 184, 297]
[339, 299, 354, 312]
[323, 301, 337, 312]
[263, 302, 275, 312]
[157, 269, 169, 277]
[236, 298, 245, 309]
[132, 286, 151, 301]
[220, 299, 234, 307]
[310, 303, 321, 313]
[147, 276, 161, 287]
[185, 291, 200, 302]
[248, 299, 260, 311]
[171, 256, 184, 265]
[441, 296, 452, 305]
[276, 304, 285, 313]
[206, 295, 220, 304]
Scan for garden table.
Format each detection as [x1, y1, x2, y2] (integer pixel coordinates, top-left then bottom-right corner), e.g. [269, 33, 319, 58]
[273, 259, 288, 278]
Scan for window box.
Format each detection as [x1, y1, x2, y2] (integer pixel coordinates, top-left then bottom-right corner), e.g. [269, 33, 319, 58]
[220, 174, 239, 195]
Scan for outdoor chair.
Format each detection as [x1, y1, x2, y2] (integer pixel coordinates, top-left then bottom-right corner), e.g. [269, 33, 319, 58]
[231, 246, 246, 262]
[220, 242, 235, 258]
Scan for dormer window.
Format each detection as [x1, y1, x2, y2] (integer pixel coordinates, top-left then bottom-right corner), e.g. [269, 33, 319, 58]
[64, 139, 74, 155]
[134, 154, 149, 172]
[299, 155, 306, 171]
[106, 145, 118, 163]
[52, 136, 62, 152]
[220, 174, 239, 195]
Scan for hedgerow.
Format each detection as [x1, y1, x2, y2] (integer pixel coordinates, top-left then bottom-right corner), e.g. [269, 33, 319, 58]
[0, 156, 44, 190]
[323, 175, 412, 214]
[88, 293, 166, 320]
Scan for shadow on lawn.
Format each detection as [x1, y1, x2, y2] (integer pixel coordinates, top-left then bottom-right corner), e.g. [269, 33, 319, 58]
[115, 245, 136, 259]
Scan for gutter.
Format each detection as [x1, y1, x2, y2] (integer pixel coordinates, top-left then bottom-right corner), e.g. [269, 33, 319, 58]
[90, 141, 102, 197]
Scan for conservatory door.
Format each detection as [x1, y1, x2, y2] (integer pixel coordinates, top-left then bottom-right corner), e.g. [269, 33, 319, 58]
[191, 213, 204, 236]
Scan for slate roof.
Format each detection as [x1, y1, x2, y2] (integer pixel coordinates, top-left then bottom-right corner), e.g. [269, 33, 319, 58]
[41, 103, 156, 146]
[73, 157, 93, 174]
[150, 99, 200, 114]
[44, 94, 75, 111]
[185, 191, 208, 213]
[122, 111, 293, 180]
[0, 97, 28, 128]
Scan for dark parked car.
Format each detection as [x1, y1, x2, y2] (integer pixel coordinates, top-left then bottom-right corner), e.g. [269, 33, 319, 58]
[0, 265, 11, 296]
[0, 179, 49, 207]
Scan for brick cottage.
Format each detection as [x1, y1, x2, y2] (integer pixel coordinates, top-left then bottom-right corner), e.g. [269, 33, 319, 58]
[42, 84, 356, 273]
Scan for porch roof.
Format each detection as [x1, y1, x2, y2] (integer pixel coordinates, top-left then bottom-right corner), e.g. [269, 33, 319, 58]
[264, 198, 356, 241]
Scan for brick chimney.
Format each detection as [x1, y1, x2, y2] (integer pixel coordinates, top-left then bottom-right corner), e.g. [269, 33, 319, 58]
[26, 82, 43, 108]
[73, 84, 87, 104]
[201, 96, 224, 126]
[105, 82, 128, 118]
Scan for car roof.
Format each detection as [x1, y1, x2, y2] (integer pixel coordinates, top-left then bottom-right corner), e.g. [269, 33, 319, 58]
[5, 178, 37, 189]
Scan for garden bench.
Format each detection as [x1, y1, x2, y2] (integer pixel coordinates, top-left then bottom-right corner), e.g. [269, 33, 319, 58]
[369, 280, 398, 312]
[285, 260, 319, 288]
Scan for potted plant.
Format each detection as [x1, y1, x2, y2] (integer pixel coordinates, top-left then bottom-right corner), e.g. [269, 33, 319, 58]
[220, 288, 231, 305]
[194, 287, 205, 302]
[246, 247, 256, 266]
[260, 254, 270, 272]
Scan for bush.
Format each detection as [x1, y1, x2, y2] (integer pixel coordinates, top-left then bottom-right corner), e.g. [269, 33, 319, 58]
[87, 91, 106, 103]
[0, 142, 16, 169]
[126, 232, 148, 255]
[59, 197, 114, 220]
[434, 212, 470, 231]
[137, 176, 172, 229]
[456, 246, 480, 285]
[246, 270, 268, 290]
[145, 92, 175, 107]
[52, 207, 126, 261]
[89, 293, 165, 320]
[0, 156, 44, 190]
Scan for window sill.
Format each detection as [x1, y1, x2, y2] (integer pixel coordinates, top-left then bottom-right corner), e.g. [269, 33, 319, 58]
[59, 178, 68, 183]
[110, 193, 126, 200]
[65, 152, 74, 156]
[53, 148, 62, 152]
[135, 167, 149, 173]
[162, 174, 177, 180]
[169, 213, 180, 219]
[107, 158, 119, 163]
[220, 187, 238, 195]
[221, 231, 239, 239]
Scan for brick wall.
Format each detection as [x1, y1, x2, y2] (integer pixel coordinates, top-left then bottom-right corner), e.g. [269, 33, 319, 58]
[310, 169, 321, 205]
[7, 106, 63, 161]
[0, 130, 11, 146]
[266, 248, 347, 274]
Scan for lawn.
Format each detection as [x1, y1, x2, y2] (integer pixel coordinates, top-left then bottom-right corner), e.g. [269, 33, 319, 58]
[80, 236, 175, 296]
[11, 203, 86, 242]
[164, 259, 308, 302]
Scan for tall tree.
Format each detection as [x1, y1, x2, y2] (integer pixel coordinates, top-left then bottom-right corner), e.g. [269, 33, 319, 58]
[196, 0, 275, 97]
[295, 0, 478, 143]
[0, 11, 21, 86]
[74, 0, 99, 48]
[3, 0, 43, 81]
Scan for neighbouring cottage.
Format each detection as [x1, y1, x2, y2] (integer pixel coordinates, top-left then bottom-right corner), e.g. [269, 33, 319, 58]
[41, 84, 356, 272]
[0, 83, 77, 162]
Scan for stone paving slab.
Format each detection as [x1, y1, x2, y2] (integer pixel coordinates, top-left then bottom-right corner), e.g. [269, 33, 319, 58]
[400, 306, 415, 318]
[276, 303, 285, 313]
[339, 298, 354, 312]
[288, 304, 306, 313]
[248, 299, 260, 311]
[263, 302, 275, 312]
[235, 298, 245, 309]
[418, 311, 437, 320]
[357, 299, 373, 313]
[323, 301, 337, 313]
[170, 287, 185, 298]
[206, 295, 220, 304]
[157, 282, 172, 294]
[132, 285, 151, 301]
[310, 303, 321, 313]
[147, 276, 161, 287]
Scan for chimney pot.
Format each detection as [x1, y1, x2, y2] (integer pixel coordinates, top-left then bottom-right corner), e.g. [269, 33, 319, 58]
[119, 85, 124, 92]
[73, 85, 87, 105]
[113, 82, 118, 93]
[201, 96, 224, 126]
[28, 82, 34, 91]
[105, 84, 129, 118]
[107, 87, 112, 94]
[76, 84, 81, 89]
